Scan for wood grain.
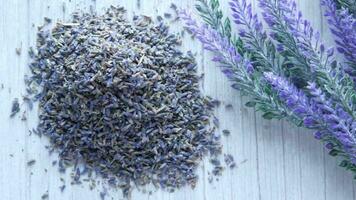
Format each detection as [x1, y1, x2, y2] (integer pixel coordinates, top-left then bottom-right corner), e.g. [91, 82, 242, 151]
[0, 0, 354, 199]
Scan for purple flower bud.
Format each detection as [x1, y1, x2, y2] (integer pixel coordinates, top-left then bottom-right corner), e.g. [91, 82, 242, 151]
[239, 30, 246, 37]
[304, 117, 317, 127]
[319, 44, 325, 53]
[222, 68, 235, 79]
[326, 48, 334, 57]
[314, 131, 324, 140]
[325, 143, 334, 149]
[276, 44, 284, 52]
[245, 61, 254, 74]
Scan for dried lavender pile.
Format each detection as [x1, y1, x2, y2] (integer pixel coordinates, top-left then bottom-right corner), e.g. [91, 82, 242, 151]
[26, 6, 221, 195]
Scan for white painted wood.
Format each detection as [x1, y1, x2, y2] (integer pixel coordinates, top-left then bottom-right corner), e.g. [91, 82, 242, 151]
[0, 0, 355, 199]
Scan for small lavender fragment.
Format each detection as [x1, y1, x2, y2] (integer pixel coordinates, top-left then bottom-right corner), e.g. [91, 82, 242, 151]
[212, 166, 224, 176]
[27, 159, 36, 166]
[222, 129, 230, 136]
[44, 17, 52, 23]
[224, 154, 236, 168]
[211, 99, 221, 107]
[10, 98, 20, 117]
[21, 111, 27, 121]
[170, 3, 177, 11]
[164, 13, 172, 18]
[41, 191, 49, 200]
[210, 158, 221, 166]
[100, 188, 107, 200]
[157, 16, 163, 21]
[60, 185, 66, 192]
[15, 47, 21, 55]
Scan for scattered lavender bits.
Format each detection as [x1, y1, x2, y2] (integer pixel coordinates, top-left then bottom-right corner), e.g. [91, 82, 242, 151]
[26, 6, 222, 196]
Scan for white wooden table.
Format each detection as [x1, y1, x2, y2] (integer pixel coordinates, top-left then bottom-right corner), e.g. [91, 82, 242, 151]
[0, 0, 355, 199]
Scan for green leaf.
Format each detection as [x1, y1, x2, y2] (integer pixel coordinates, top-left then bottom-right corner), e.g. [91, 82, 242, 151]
[262, 112, 279, 120]
[245, 101, 256, 107]
[339, 160, 349, 167]
[329, 149, 339, 156]
[210, 0, 219, 10]
[224, 18, 231, 39]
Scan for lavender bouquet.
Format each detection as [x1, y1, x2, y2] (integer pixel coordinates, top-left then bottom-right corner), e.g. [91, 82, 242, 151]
[181, 0, 356, 176]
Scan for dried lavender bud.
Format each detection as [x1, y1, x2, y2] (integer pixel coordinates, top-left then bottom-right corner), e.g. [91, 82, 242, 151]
[41, 191, 48, 200]
[59, 185, 65, 192]
[27, 159, 36, 166]
[27, 6, 222, 196]
[224, 154, 236, 168]
[164, 13, 172, 18]
[15, 47, 21, 55]
[222, 129, 231, 136]
[10, 98, 20, 117]
[157, 15, 163, 21]
[21, 111, 27, 121]
[212, 166, 224, 176]
[210, 158, 221, 166]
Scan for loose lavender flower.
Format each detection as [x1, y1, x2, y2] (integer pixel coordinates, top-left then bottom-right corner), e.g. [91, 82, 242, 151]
[322, 0, 356, 81]
[259, 0, 356, 120]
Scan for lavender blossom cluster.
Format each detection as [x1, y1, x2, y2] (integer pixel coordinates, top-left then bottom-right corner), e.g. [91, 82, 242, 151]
[322, 0, 356, 81]
[181, 0, 356, 175]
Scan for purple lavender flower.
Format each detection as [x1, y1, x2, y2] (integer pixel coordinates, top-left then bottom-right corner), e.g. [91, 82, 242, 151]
[307, 82, 356, 162]
[258, 0, 322, 70]
[259, 0, 356, 121]
[180, 10, 253, 76]
[229, 0, 282, 74]
[265, 71, 356, 163]
[322, 0, 356, 81]
[263, 72, 319, 128]
[229, 0, 264, 37]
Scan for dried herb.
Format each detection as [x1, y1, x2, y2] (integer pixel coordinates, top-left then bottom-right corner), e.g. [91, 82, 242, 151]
[27, 6, 222, 196]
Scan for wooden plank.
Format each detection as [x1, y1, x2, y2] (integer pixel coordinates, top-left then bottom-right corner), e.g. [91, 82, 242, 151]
[0, 0, 354, 200]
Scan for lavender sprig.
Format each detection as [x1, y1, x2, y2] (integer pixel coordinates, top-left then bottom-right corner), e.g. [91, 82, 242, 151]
[322, 0, 356, 81]
[307, 82, 356, 163]
[259, 0, 356, 120]
[180, 10, 298, 122]
[265, 72, 356, 165]
[229, 0, 284, 75]
[190, 0, 356, 175]
[195, 0, 245, 55]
